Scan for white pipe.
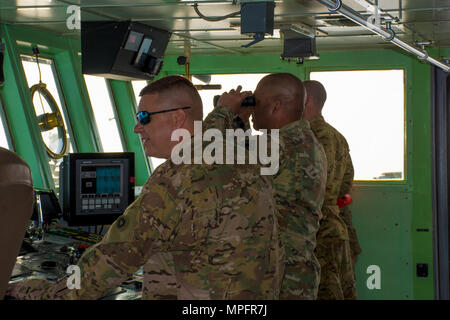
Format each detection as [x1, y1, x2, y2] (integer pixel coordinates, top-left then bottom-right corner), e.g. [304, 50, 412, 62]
[317, 0, 450, 73]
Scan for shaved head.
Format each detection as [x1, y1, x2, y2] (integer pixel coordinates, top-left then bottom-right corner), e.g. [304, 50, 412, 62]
[253, 73, 306, 130]
[257, 73, 306, 117]
[303, 80, 327, 120]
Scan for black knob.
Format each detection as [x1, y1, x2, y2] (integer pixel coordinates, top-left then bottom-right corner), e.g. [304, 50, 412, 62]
[177, 56, 187, 65]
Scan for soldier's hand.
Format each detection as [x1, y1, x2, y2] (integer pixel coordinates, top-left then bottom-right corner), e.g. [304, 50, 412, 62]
[238, 107, 253, 124]
[216, 86, 252, 115]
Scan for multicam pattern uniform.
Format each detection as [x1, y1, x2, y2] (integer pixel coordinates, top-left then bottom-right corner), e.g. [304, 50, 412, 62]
[12, 149, 283, 300]
[140, 111, 255, 300]
[309, 115, 357, 300]
[203, 106, 327, 300]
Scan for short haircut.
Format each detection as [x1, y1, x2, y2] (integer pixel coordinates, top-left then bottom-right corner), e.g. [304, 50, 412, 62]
[259, 73, 306, 117]
[140, 75, 203, 120]
[304, 80, 327, 110]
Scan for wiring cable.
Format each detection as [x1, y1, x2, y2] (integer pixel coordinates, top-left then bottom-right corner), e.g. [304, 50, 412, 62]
[32, 47, 46, 116]
[193, 2, 240, 22]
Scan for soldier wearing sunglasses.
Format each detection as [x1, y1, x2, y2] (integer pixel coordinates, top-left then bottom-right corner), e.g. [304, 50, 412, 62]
[7, 75, 283, 300]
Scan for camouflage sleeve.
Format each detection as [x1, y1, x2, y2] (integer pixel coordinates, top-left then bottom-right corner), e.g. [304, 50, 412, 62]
[233, 115, 251, 131]
[314, 128, 337, 192]
[339, 151, 354, 197]
[275, 127, 326, 299]
[203, 105, 235, 133]
[13, 173, 181, 300]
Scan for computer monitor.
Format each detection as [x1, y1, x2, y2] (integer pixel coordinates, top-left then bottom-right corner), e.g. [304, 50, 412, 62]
[59, 153, 135, 226]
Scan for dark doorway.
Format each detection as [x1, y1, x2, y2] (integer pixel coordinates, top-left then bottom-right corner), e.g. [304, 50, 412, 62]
[431, 67, 450, 300]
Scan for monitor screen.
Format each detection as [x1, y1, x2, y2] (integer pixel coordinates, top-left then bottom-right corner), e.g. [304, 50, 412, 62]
[59, 153, 135, 226]
[80, 166, 121, 195]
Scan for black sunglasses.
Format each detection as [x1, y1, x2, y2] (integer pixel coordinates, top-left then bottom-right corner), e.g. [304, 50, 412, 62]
[136, 106, 191, 126]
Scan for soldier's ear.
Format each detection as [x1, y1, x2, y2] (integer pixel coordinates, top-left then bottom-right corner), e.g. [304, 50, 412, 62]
[304, 91, 309, 106]
[305, 93, 310, 106]
[271, 99, 281, 115]
[171, 108, 187, 129]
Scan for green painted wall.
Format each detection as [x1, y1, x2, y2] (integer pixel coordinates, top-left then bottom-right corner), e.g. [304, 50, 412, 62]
[0, 24, 52, 188]
[109, 79, 151, 186]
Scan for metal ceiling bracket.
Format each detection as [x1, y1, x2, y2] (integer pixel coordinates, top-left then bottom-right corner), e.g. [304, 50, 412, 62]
[242, 33, 265, 48]
[416, 41, 431, 61]
[419, 52, 430, 61]
[328, 0, 342, 12]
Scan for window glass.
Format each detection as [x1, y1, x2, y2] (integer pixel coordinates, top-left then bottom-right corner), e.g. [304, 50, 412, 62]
[84, 75, 124, 152]
[132, 75, 269, 171]
[21, 55, 75, 188]
[0, 98, 12, 150]
[309, 70, 405, 180]
[132, 80, 165, 170]
[192, 73, 269, 123]
[192, 73, 268, 141]
[132, 80, 148, 111]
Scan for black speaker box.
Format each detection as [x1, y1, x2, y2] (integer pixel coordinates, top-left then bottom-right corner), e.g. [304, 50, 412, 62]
[81, 21, 171, 81]
[240, 1, 275, 35]
[281, 36, 317, 59]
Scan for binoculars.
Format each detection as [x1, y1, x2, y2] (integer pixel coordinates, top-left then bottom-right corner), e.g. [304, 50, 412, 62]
[213, 95, 256, 108]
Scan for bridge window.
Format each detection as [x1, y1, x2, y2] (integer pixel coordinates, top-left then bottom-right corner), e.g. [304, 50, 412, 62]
[132, 80, 166, 171]
[309, 70, 405, 181]
[0, 98, 12, 150]
[192, 73, 269, 140]
[21, 55, 75, 188]
[84, 75, 125, 152]
[131, 75, 269, 170]
[132, 80, 148, 111]
[191, 73, 269, 121]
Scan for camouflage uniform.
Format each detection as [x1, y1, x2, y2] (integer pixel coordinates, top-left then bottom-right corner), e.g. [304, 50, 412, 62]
[309, 115, 357, 300]
[12, 143, 283, 300]
[129, 112, 267, 300]
[139, 111, 255, 300]
[203, 106, 327, 300]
